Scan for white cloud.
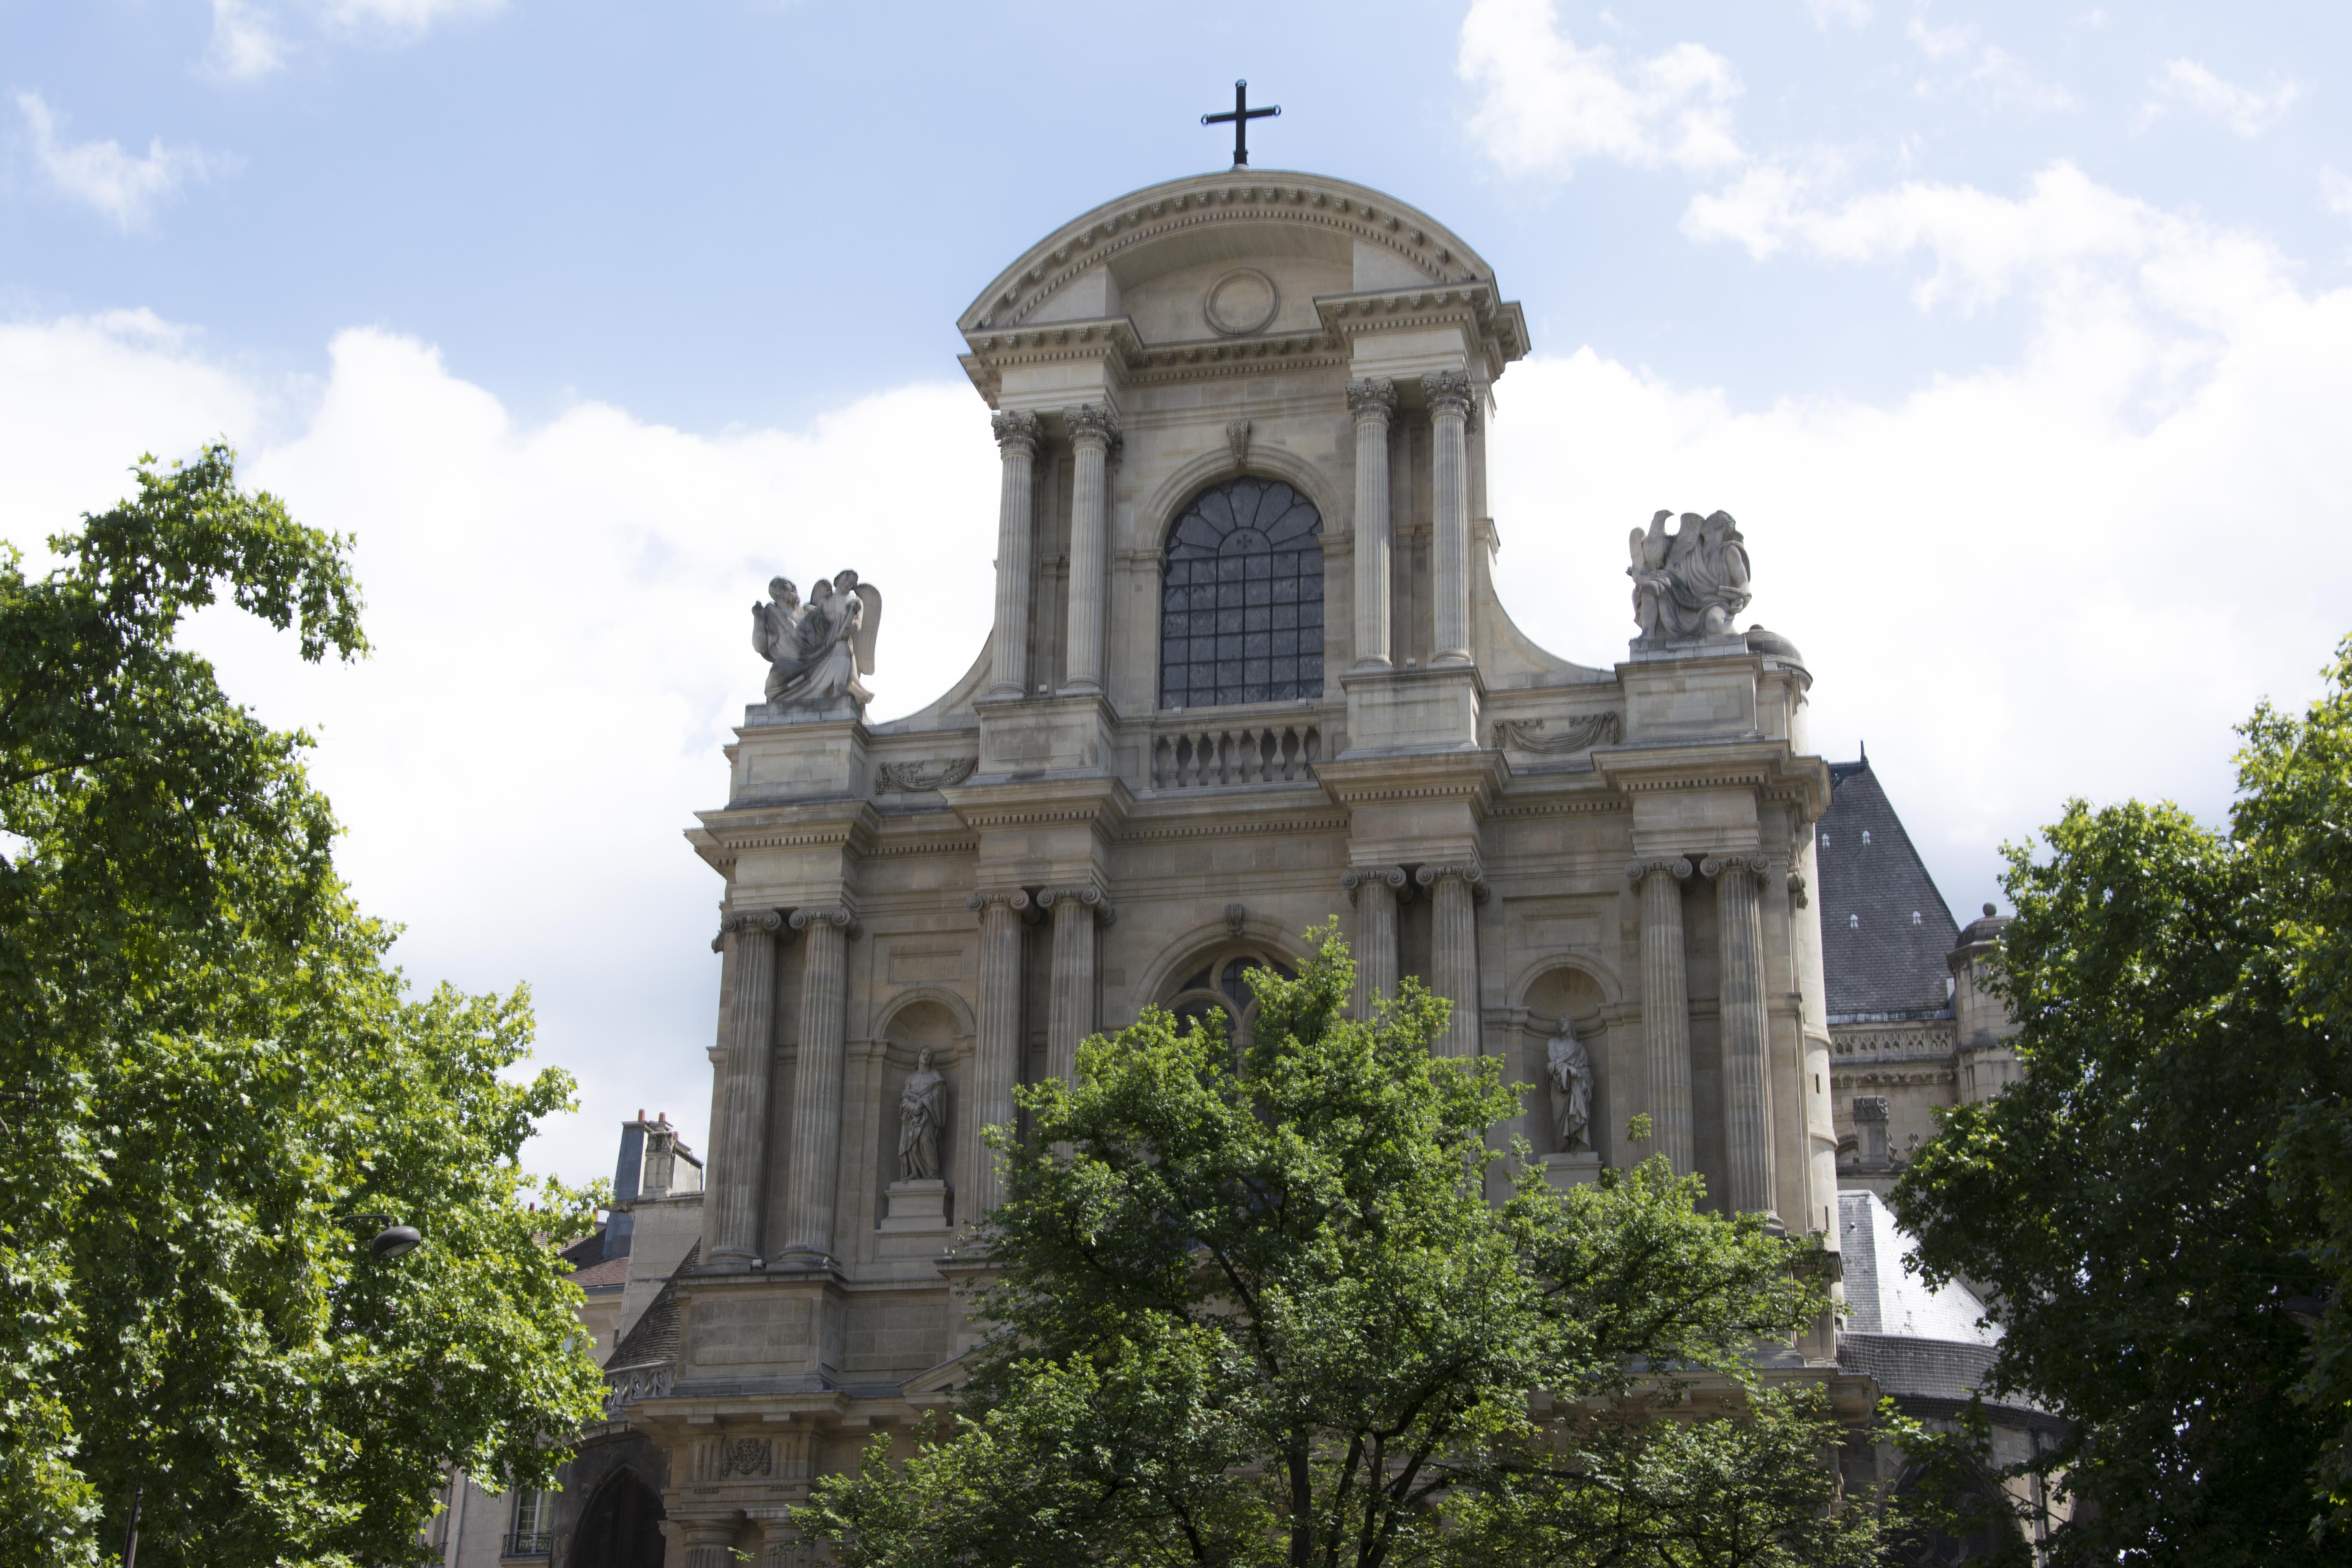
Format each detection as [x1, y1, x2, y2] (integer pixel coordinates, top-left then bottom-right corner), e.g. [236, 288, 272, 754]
[1459, 0, 1744, 177]
[0, 317, 995, 1183]
[1806, 0, 1873, 28]
[1488, 163, 2352, 924]
[1904, 15, 2075, 111]
[201, 0, 290, 82]
[2322, 168, 2352, 218]
[2147, 58, 2300, 138]
[1905, 14, 1975, 60]
[13, 92, 234, 231]
[318, 0, 505, 33]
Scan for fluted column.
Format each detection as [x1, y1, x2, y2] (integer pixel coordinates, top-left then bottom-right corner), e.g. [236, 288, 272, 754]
[1061, 406, 1119, 693]
[1346, 378, 1395, 670]
[987, 410, 1041, 698]
[967, 888, 1030, 1220]
[707, 908, 785, 1264]
[1038, 885, 1112, 1085]
[776, 905, 857, 1265]
[1422, 372, 1474, 666]
[1706, 854, 1777, 1220]
[1629, 858, 1695, 1172]
[1416, 862, 1486, 1057]
[1341, 865, 1406, 1018]
[681, 1521, 735, 1568]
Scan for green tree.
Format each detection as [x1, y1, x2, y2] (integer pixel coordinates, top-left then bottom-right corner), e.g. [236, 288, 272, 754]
[1893, 637, 2352, 1565]
[0, 448, 606, 1566]
[802, 926, 1920, 1568]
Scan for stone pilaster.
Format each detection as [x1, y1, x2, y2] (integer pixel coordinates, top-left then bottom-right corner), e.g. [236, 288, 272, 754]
[680, 1520, 736, 1568]
[1061, 405, 1119, 693]
[777, 905, 858, 1266]
[1038, 884, 1112, 1085]
[967, 887, 1030, 1219]
[986, 410, 1041, 698]
[1629, 857, 1695, 1173]
[1416, 861, 1486, 1057]
[1341, 864, 1406, 1018]
[1706, 853, 1777, 1220]
[708, 908, 785, 1265]
[1346, 378, 1395, 670]
[1422, 372, 1474, 667]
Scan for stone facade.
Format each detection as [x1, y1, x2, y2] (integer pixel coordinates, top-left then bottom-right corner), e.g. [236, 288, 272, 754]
[521, 168, 1857, 1567]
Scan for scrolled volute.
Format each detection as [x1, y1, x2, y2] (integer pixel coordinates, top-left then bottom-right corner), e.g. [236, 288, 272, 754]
[711, 907, 787, 952]
[1624, 857, 1694, 884]
[788, 904, 861, 940]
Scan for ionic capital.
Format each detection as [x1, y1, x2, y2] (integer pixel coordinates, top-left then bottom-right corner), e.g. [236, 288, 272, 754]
[1340, 864, 1408, 904]
[1063, 403, 1122, 456]
[990, 408, 1042, 457]
[967, 887, 1032, 915]
[1415, 861, 1490, 902]
[1699, 853, 1774, 884]
[787, 905, 861, 940]
[1624, 857, 1694, 884]
[1345, 377, 1397, 421]
[711, 907, 788, 952]
[1037, 883, 1115, 924]
[1421, 371, 1475, 424]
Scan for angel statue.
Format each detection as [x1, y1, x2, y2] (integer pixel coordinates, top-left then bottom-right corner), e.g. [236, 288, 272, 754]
[752, 569, 883, 717]
[1627, 508, 1751, 645]
[897, 1047, 947, 1182]
[1547, 1016, 1594, 1154]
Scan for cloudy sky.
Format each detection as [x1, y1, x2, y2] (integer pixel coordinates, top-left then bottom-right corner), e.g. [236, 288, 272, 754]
[5, 1, 2347, 1183]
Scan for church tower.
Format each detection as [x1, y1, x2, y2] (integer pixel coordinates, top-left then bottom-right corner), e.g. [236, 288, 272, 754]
[581, 165, 1837, 1567]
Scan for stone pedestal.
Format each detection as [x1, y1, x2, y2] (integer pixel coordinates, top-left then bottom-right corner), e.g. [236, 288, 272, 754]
[880, 1178, 951, 1233]
[1542, 1151, 1602, 1193]
[1338, 663, 1482, 756]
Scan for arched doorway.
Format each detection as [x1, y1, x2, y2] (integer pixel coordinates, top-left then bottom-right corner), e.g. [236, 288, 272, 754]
[565, 1469, 664, 1568]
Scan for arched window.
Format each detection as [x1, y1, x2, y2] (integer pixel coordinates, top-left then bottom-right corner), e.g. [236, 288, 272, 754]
[1164, 951, 1297, 1056]
[1160, 477, 1324, 709]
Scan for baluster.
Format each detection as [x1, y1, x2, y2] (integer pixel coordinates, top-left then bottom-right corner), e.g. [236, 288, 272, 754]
[1306, 726, 1321, 766]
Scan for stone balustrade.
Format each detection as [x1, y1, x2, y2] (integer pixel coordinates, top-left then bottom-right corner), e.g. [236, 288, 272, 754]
[603, 1358, 674, 1416]
[1149, 719, 1323, 789]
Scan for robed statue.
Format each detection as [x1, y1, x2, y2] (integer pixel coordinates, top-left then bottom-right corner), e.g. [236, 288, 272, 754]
[1547, 1016, 1594, 1154]
[897, 1047, 947, 1182]
[1627, 509, 1751, 644]
[753, 570, 883, 715]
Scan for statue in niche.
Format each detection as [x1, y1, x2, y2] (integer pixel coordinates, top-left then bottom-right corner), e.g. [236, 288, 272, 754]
[897, 1047, 947, 1182]
[1547, 1016, 1594, 1154]
[753, 570, 882, 713]
[1627, 509, 1751, 644]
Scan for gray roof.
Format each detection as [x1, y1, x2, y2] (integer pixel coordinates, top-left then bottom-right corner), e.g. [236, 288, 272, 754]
[1818, 758, 1960, 1019]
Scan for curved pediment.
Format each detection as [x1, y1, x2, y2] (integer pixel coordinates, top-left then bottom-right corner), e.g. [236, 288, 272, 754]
[958, 170, 1502, 338]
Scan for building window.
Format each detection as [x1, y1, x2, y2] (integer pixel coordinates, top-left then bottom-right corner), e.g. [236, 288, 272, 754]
[1819, 834, 1830, 848]
[1861, 829, 1872, 845]
[1911, 911, 1922, 925]
[1159, 477, 1324, 709]
[507, 1487, 554, 1558]
[1848, 914, 1860, 929]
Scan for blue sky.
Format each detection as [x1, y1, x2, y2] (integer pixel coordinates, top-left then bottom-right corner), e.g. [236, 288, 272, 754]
[5, 0, 2350, 1180]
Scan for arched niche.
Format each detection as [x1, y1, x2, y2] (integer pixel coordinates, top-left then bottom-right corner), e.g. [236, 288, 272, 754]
[1520, 965, 1615, 1162]
[877, 997, 964, 1220]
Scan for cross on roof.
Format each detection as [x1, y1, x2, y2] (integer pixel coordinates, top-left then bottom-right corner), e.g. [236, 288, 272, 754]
[1201, 79, 1280, 168]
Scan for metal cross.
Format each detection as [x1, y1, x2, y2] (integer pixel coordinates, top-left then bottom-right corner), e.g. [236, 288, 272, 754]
[1201, 79, 1280, 167]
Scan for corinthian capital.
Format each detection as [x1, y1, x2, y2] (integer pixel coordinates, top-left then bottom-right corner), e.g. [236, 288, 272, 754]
[1420, 371, 1475, 423]
[1624, 857, 1694, 884]
[788, 904, 862, 940]
[990, 409, 1042, 457]
[1345, 377, 1396, 420]
[1063, 404, 1122, 453]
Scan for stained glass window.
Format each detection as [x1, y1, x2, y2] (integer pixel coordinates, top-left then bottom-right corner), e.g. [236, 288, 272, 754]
[1159, 478, 1324, 708]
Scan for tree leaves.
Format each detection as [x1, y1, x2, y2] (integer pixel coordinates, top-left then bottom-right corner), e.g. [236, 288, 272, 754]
[801, 926, 1920, 1568]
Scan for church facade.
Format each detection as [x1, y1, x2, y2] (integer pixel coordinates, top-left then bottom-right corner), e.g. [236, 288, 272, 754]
[535, 166, 1857, 1567]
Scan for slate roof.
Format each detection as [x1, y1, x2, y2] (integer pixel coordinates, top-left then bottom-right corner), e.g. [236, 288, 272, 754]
[1817, 757, 1960, 1020]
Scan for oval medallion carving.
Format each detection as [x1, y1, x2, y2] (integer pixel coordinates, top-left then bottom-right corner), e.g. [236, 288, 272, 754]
[1203, 268, 1279, 336]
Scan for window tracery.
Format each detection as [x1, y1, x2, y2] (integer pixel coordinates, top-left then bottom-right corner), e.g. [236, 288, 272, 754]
[1159, 478, 1324, 709]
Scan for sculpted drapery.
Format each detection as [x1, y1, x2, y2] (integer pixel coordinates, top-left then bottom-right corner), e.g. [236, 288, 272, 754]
[897, 1047, 947, 1182]
[753, 569, 882, 709]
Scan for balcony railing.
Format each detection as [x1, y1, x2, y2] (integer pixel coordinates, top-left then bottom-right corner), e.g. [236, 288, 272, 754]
[1150, 719, 1323, 790]
[504, 1528, 553, 1558]
[602, 1358, 674, 1418]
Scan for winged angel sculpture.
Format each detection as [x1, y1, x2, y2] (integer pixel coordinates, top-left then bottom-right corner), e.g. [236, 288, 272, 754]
[753, 570, 883, 716]
[1627, 509, 1751, 645]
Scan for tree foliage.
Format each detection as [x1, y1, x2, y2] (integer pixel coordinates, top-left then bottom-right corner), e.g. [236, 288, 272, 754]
[802, 927, 1924, 1568]
[1893, 636, 2352, 1566]
[0, 448, 606, 1566]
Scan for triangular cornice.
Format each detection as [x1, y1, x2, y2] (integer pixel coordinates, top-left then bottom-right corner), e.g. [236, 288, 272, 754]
[959, 169, 1503, 335]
